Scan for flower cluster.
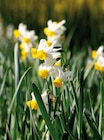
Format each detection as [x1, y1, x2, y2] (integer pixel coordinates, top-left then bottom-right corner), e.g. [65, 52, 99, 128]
[31, 19, 72, 88]
[13, 23, 38, 61]
[92, 45, 104, 72]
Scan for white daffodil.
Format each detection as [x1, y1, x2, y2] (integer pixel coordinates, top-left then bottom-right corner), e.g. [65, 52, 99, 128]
[21, 30, 38, 44]
[51, 66, 72, 88]
[13, 23, 27, 39]
[44, 19, 66, 37]
[92, 45, 104, 59]
[97, 55, 104, 66]
[44, 19, 66, 44]
[92, 45, 104, 72]
[31, 39, 61, 60]
[38, 57, 56, 79]
[96, 46, 104, 56]
[26, 91, 48, 112]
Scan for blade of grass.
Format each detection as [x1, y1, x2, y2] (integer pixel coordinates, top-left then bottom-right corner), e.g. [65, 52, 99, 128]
[79, 69, 84, 140]
[5, 67, 31, 139]
[62, 105, 76, 140]
[102, 81, 104, 139]
[0, 68, 10, 97]
[62, 127, 76, 140]
[84, 60, 95, 80]
[84, 109, 102, 140]
[54, 116, 63, 137]
[14, 42, 20, 89]
[32, 83, 59, 140]
[66, 105, 76, 131]
[70, 81, 79, 113]
[8, 67, 31, 115]
[99, 76, 104, 137]
[30, 109, 41, 139]
[14, 42, 20, 105]
[88, 90, 96, 122]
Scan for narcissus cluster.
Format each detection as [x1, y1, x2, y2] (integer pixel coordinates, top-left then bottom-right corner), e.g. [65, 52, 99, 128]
[13, 23, 38, 61]
[31, 19, 72, 88]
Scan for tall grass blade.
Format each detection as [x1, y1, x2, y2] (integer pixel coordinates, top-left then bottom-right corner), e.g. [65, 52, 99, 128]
[0, 68, 9, 97]
[84, 109, 102, 140]
[79, 69, 84, 139]
[32, 83, 59, 140]
[14, 43, 20, 105]
[70, 81, 79, 113]
[8, 67, 31, 115]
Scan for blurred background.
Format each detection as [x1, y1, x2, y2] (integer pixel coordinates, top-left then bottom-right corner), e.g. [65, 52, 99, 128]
[0, 0, 104, 51]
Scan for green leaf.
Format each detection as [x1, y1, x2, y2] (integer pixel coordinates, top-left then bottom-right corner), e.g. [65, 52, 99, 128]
[79, 69, 84, 139]
[62, 106, 76, 140]
[32, 83, 59, 140]
[84, 109, 102, 140]
[0, 68, 10, 97]
[8, 67, 31, 115]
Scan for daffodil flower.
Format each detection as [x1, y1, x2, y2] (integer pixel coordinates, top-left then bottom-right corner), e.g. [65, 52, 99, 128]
[94, 55, 104, 72]
[44, 19, 66, 44]
[51, 66, 72, 88]
[26, 91, 48, 111]
[31, 39, 62, 60]
[92, 45, 104, 72]
[92, 45, 104, 59]
[13, 23, 27, 39]
[44, 19, 66, 37]
[38, 57, 56, 79]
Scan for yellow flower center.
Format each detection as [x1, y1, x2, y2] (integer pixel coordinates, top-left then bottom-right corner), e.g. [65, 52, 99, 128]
[13, 29, 20, 38]
[99, 66, 104, 72]
[53, 21, 58, 25]
[53, 78, 62, 88]
[44, 27, 55, 36]
[94, 62, 104, 72]
[38, 70, 49, 79]
[31, 48, 38, 58]
[92, 50, 97, 59]
[94, 62, 99, 70]
[46, 40, 52, 47]
[20, 50, 28, 61]
[54, 60, 61, 66]
[37, 50, 47, 60]
[23, 37, 30, 43]
[19, 43, 24, 50]
[26, 100, 38, 110]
